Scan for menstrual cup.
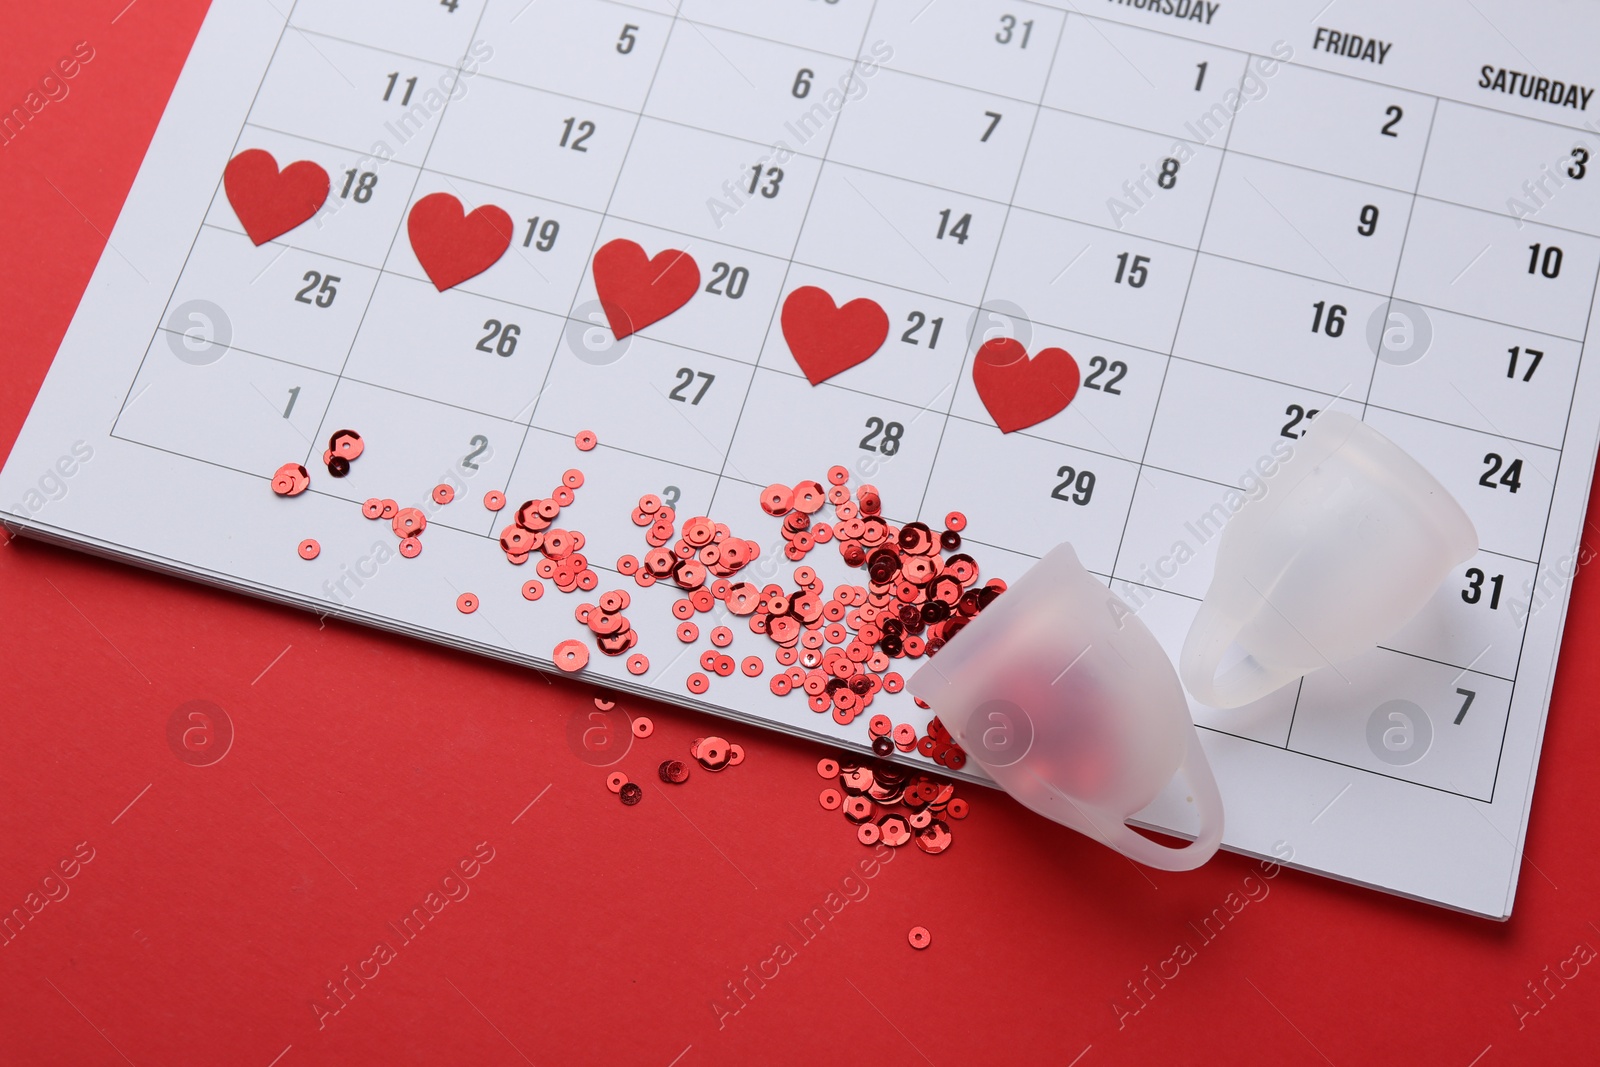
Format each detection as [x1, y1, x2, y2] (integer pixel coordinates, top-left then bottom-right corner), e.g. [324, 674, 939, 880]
[1181, 411, 1478, 710]
[909, 543, 1223, 871]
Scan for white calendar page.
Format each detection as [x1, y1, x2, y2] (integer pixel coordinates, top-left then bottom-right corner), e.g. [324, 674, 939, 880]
[6, 0, 1600, 918]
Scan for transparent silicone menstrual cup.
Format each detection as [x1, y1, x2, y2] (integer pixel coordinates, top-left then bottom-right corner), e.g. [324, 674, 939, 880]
[1181, 412, 1478, 710]
[909, 543, 1224, 871]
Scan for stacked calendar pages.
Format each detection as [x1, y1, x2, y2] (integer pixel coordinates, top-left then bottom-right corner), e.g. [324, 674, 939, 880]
[5, 0, 1599, 918]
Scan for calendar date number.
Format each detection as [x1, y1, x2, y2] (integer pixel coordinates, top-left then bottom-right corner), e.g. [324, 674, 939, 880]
[477, 319, 521, 358]
[340, 170, 377, 203]
[462, 435, 490, 471]
[294, 271, 339, 308]
[1280, 403, 1320, 440]
[1310, 301, 1346, 338]
[1506, 345, 1543, 381]
[1082, 356, 1126, 395]
[1113, 253, 1149, 288]
[901, 312, 943, 349]
[669, 368, 715, 405]
[996, 14, 1034, 48]
[859, 417, 904, 456]
[1051, 465, 1096, 505]
[1462, 568, 1504, 609]
[1527, 243, 1563, 279]
[705, 262, 749, 299]
[1478, 453, 1523, 493]
[523, 217, 560, 251]
[936, 210, 972, 244]
[560, 117, 596, 153]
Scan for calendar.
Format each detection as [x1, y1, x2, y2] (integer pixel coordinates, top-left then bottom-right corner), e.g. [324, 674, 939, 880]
[6, 0, 1600, 919]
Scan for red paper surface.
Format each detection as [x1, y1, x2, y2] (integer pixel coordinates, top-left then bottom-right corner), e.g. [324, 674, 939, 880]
[2, 5, 1598, 1065]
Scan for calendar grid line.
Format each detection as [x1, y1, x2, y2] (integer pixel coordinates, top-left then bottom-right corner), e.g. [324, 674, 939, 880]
[238, 93, 1600, 245]
[605, 339, 1554, 471]
[1313, 68, 1506, 802]
[110, 0, 306, 438]
[1095, 50, 1326, 760]
[101, 423, 746, 562]
[122, 423, 763, 534]
[704, 0, 884, 507]
[1105, 58, 1249, 582]
[147, 281, 1570, 531]
[197, 190, 1595, 358]
[576, 0, 1600, 144]
[1363, 646, 1515, 686]
[214, 116, 1600, 338]
[465, 61, 1600, 242]
[1280, 677, 1307, 751]
[950, 531, 1522, 683]
[132, 406, 1565, 696]
[1038, 3, 1600, 142]
[908, 10, 1070, 522]
[99, 430, 506, 546]
[1193, 721, 1495, 804]
[295, 2, 495, 474]
[281, 25, 475, 79]
[1482, 234, 1600, 805]
[142, 297, 1558, 567]
[221, 110, 1600, 331]
[492, 0, 684, 507]
[196, 224, 1596, 458]
[229, 90, 1600, 333]
[1358, 99, 1440, 418]
[119, 402, 1548, 696]
[250, 17, 1600, 253]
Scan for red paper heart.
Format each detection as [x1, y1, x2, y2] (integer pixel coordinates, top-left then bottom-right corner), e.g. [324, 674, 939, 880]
[781, 286, 890, 386]
[222, 149, 329, 246]
[407, 193, 513, 291]
[972, 338, 1081, 433]
[593, 239, 700, 340]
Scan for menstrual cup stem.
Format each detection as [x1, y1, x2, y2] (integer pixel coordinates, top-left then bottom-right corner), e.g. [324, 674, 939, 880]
[1180, 598, 1300, 710]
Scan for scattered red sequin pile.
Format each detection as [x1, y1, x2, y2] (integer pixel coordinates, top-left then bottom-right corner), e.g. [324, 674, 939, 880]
[573, 589, 641, 663]
[748, 470, 992, 768]
[614, 489, 781, 693]
[618, 499, 764, 593]
[817, 754, 968, 854]
[498, 468, 601, 597]
[277, 430, 986, 772]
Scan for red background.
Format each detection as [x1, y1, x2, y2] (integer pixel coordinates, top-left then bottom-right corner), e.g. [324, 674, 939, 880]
[3, 4, 1598, 1065]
